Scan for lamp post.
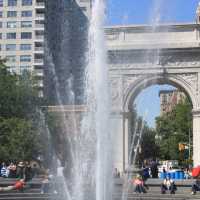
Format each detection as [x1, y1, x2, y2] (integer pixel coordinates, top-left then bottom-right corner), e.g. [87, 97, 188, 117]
[189, 127, 191, 159]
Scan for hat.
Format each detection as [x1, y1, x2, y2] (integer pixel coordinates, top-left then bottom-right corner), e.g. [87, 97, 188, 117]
[18, 162, 24, 167]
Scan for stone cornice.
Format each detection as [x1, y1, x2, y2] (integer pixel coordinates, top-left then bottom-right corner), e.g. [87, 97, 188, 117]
[107, 43, 200, 51]
[105, 23, 200, 33]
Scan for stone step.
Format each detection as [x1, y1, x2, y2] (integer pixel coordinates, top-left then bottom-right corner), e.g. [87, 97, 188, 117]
[0, 193, 58, 200]
[113, 193, 200, 200]
[0, 193, 51, 197]
[0, 189, 41, 194]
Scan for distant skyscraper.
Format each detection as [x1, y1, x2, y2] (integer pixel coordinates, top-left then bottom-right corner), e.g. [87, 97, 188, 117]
[76, 0, 91, 18]
[159, 90, 186, 115]
[44, 0, 90, 105]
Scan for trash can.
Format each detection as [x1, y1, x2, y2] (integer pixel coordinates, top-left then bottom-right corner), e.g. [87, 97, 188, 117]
[175, 171, 184, 179]
[170, 172, 175, 179]
[160, 172, 167, 179]
[175, 171, 180, 179]
[179, 171, 184, 179]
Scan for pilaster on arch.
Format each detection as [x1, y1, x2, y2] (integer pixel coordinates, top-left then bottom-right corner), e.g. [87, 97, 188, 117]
[192, 109, 200, 167]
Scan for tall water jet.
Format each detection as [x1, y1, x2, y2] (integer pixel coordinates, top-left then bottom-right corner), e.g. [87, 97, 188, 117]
[86, 0, 113, 199]
[45, 0, 113, 199]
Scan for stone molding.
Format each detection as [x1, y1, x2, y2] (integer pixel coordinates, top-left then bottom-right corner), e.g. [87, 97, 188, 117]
[192, 109, 200, 117]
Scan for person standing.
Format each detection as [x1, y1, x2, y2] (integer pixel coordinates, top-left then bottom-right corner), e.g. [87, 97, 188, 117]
[7, 162, 17, 178]
[150, 160, 158, 178]
[16, 162, 25, 179]
[1, 162, 7, 178]
[24, 162, 33, 182]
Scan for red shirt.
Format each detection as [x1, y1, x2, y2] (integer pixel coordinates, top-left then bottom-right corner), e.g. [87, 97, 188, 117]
[14, 180, 25, 190]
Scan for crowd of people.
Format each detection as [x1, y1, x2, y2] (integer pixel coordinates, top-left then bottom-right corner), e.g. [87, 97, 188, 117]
[113, 160, 200, 195]
[0, 161, 39, 181]
[132, 167, 200, 195]
[0, 161, 59, 194]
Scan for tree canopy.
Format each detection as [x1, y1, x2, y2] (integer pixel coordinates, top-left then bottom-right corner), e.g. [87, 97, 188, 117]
[0, 63, 44, 162]
[155, 98, 192, 161]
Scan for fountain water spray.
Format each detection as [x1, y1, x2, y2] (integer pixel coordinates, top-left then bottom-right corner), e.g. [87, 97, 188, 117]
[45, 0, 112, 200]
[85, 0, 113, 199]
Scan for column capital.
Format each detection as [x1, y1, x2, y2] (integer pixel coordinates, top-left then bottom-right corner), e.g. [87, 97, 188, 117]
[192, 109, 200, 117]
[122, 111, 132, 118]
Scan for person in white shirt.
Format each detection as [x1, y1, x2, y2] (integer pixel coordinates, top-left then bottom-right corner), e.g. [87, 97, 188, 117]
[161, 175, 177, 194]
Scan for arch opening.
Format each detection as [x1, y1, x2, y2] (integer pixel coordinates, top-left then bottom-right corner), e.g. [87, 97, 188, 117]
[122, 74, 195, 168]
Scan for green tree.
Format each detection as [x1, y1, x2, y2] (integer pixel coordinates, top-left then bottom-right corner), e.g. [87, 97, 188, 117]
[0, 117, 40, 161]
[129, 106, 159, 164]
[155, 98, 192, 161]
[0, 62, 44, 162]
[0, 64, 42, 119]
[139, 126, 159, 162]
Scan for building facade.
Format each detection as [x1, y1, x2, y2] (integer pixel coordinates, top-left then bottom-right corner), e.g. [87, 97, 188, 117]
[44, 0, 90, 105]
[159, 90, 186, 115]
[0, 0, 45, 96]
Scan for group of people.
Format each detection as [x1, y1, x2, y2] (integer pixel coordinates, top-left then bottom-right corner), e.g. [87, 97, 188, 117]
[133, 172, 200, 195]
[0, 161, 43, 193]
[133, 173, 177, 194]
[0, 161, 38, 181]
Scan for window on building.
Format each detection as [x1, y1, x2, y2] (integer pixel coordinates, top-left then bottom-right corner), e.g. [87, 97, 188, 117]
[7, 11, 17, 17]
[22, 0, 32, 6]
[35, 30, 44, 39]
[0, 44, 1, 51]
[0, 12, 3, 18]
[162, 94, 167, 104]
[0, 22, 2, 28]
[8, 0, 17, 6]
[0, 33, 2, 39]
[0, 0, 3, 7]
[21, 10, 32, 17]
[21, 32, 32, 39]
[7, 21, 17, 28]
[20, 55, 31, 62]
[35, 20, 44, 28]
[7, 32, 16, 39]
[20, 66, 31, 73]
[6, 44, 16, 51]
[6, 55, 16, 62]
[20, 44, 31, 50]
[21, 21, 32, 28]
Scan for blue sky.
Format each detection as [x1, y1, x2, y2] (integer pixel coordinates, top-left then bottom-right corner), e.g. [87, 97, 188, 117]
[107, 0, 200, 25]
[107, 0, 199, 127]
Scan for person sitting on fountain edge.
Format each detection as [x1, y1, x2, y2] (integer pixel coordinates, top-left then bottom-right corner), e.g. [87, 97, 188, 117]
[161, 174, 177, 194]
[191, 175, 200, 195]
[0, 179, 25, 192]
[132, 174, 147, 193]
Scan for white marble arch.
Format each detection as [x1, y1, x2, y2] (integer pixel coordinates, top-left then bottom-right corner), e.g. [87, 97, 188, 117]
[106, 22, 200, 173]
[111, 72, 200, 173]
